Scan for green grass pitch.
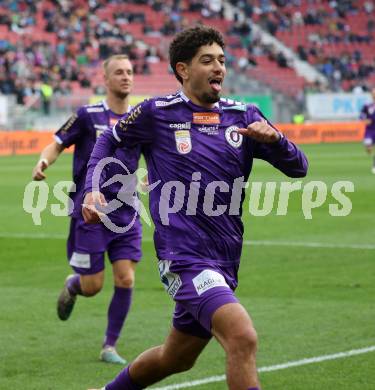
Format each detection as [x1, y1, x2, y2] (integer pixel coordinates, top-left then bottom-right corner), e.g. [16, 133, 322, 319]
[0, 142, 374, 389]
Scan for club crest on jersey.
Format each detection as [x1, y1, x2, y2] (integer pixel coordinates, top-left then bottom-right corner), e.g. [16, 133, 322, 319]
[225, 126, 243, 148]
[174, 130, 192, 154]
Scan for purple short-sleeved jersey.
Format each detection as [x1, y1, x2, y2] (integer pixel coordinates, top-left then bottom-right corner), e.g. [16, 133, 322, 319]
[86, 92, 308, 265]
[360, 102, 375, 144]
[55, 100, 141, 221]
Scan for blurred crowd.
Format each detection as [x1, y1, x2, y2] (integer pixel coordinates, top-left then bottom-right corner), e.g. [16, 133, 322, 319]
[228, 0, 375, 92]
[0, 0, 374, 108]
[0, 0, 228, 106]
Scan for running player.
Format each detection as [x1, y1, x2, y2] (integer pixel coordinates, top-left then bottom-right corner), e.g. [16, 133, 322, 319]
[84, 27, 308, 390]
[32, 55, 142, 365]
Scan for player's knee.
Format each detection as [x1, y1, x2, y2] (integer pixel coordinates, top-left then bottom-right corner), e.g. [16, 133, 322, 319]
[114, 273, 135, 288]
[226, 326, 258, 356]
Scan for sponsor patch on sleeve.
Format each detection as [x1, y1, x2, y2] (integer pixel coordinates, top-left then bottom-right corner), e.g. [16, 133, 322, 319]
[119, 105, 142, 131]
[60, 114, 78, 133]
[192, 269, 229, 296]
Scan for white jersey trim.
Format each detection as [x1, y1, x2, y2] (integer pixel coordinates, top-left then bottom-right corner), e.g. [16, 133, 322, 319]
[113, 127, 121, 142]
[102, 99, 109, 110]
[54, 135, 63, 144]
[87, 107, 104, 113]
[102, 99, 132, 114]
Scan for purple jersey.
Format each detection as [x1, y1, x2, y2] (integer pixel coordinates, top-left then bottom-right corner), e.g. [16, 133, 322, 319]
[55, 100, 141, 220]
[360, 102, 375, 132]
[86, 92, 308, 265]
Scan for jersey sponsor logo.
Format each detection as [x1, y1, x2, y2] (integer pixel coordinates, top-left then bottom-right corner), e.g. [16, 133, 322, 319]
[174, 130, 192, 154]
[69, 252, 90, 269]
[169, 122, 191, 130]
[192, 269, 229, 296]
[158, 260, 182, 298]
[87, 107, 104, 113]
[197, 125, 219, 135]
[193, 112, 220, 124]
[155, 97, 183, 107]
[60, 114, 78, 133]
[119, 105, 142, 131]
[225, 126, 243, 148]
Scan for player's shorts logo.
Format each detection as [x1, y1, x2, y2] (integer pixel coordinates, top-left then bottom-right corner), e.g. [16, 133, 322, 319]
[192, 269, 229, 296]
[175, 130, 192, 154]
[158, 260, 182, 298]
[225, 126, 243, 148]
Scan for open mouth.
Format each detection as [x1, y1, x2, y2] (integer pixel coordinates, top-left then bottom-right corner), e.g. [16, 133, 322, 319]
[209, 78, 222, 93]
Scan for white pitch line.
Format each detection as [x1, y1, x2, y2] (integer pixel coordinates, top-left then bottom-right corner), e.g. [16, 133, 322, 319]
[151, 345, 375, 390]
[243, 240, 375, 250]
[0, 232, 374, 250]
[0, 232, 67, 239]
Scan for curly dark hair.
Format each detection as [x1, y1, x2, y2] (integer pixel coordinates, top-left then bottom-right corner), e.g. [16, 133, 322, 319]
[169, 25, 225, 84]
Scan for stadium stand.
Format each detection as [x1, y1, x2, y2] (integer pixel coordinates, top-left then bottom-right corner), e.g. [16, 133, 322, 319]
[0, 0, 374, 106]
[248, 0, 375, 93]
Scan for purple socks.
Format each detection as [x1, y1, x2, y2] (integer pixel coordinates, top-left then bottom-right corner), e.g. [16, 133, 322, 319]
[67, 279, 132, 348]
[106, 366, 143, 390]
[67, 274, 82, 295]
[104, 287, 133, 347]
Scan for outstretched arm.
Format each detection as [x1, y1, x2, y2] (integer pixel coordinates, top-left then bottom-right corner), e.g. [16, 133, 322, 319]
[32, 141, 65, 180]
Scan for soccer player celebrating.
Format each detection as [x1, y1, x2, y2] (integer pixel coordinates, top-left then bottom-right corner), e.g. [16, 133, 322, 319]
[360, 87, 375, 174]
[84, 27, 308, 390]
[32, 55, 142, 365]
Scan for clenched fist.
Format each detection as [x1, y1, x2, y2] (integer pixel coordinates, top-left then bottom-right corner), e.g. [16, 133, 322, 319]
[237, 119, 281, 143]
[32, 159, 49, 180]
